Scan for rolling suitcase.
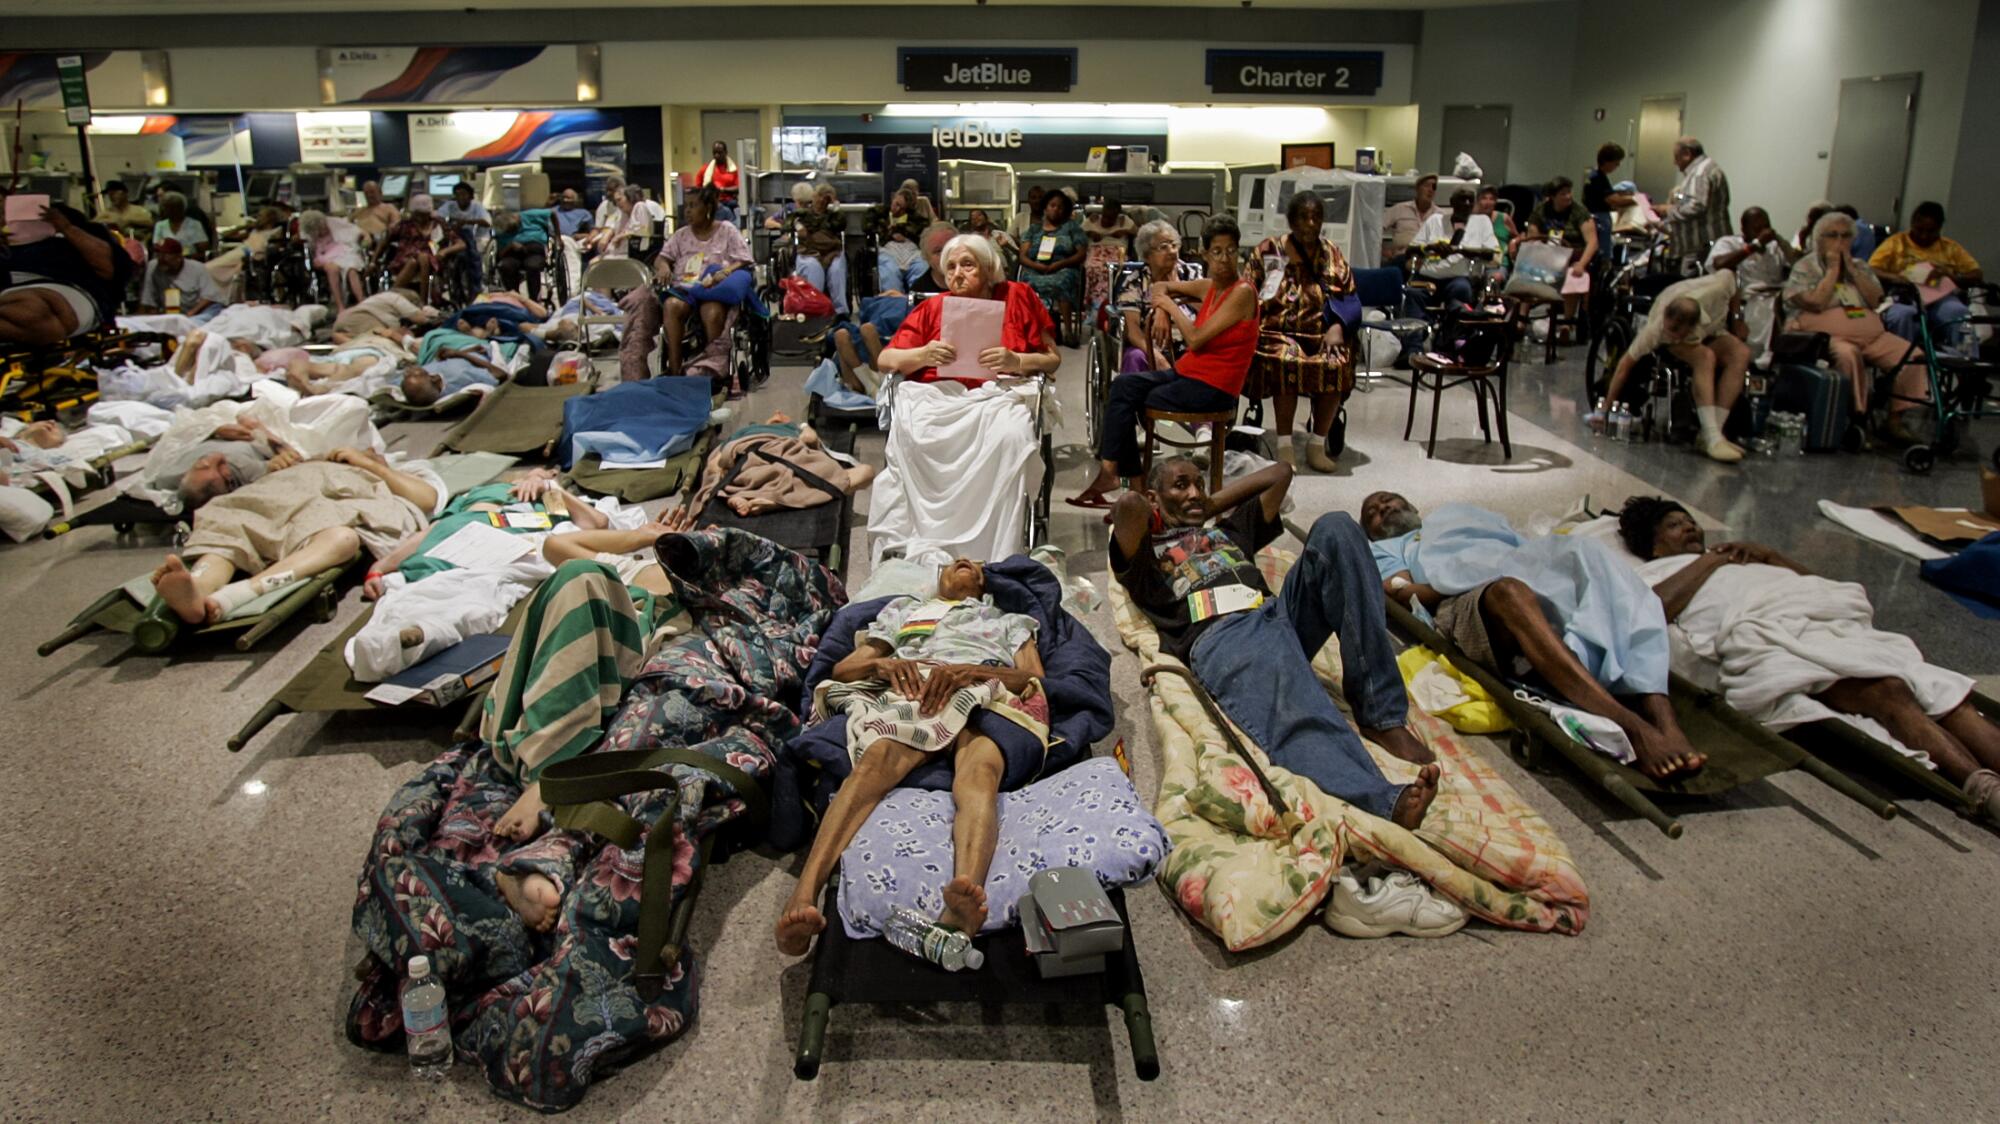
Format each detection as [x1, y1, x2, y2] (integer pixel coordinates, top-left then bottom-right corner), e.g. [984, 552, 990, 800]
[1771, 362, 1849, 452]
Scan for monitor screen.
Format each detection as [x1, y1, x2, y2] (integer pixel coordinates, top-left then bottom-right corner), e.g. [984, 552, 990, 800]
[245, 173, 279, 201]
[292, 173, 331, 201]
[428, 173, 464, 195]
[154, 174, 197, 199]
[379, 173, 410, 199]
[27, 174, 71, 199]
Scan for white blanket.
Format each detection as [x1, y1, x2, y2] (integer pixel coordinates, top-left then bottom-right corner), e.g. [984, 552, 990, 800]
[118, 304, 322, 348]
[100, 330, 274, 409]
[346, 561, 545, 682]
[86, 400, 174, 440]
[1637, 554, 1971, 761]
[125, 382, 387, 513]
[866, 378, 1043, 565]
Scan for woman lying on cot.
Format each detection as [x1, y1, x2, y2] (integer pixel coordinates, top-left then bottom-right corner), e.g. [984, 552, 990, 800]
[776, 558, 1046, 956]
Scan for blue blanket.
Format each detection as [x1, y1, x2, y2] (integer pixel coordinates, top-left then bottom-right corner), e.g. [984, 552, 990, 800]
[768, 554, 1114, 851]
[1921, 530, 2000, 619]
[1415, 503, 1671, 695]
[560, 375, 711, 469]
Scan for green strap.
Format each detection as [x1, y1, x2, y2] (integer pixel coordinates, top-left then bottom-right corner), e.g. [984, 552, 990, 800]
[540, 745, 768, 998]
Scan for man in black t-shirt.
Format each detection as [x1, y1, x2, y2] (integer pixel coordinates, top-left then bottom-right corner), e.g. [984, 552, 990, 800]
[1108, 456, 1439, 828]
[1, 200, 129, 344]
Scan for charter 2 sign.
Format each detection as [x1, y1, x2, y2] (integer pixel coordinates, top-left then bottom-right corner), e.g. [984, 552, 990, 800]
[898, 48, 1076, 93]
[1204, 50, 1383, 97]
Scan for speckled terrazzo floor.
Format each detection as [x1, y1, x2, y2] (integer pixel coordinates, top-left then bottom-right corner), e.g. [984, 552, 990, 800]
[4, 341, 1996, 1121]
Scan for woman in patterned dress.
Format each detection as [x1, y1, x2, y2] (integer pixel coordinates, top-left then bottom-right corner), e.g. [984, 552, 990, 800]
[1246, 189, 1359, 472]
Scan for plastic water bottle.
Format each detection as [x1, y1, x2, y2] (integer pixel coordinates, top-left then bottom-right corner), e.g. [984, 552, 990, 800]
[400, 955, 453, 1079]
[884, 905, 986, 972]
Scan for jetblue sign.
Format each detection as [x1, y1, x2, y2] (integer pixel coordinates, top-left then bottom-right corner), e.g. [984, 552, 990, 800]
[1205, 49, 1383, 96]
[899, 48, 1076, 93]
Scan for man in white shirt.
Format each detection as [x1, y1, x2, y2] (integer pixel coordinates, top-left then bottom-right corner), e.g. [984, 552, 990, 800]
[1596, 269, 1749, 462]
[1705, 206, 1799, 366]
[439, 181, 492, 288]
[1380, 173, 1439, 264]
[137, 239, 230, 321]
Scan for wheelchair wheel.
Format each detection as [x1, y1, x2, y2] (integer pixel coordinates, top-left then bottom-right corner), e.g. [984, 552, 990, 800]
[1903, 444, 1936, 475]
[1083, 332, 1107, 451]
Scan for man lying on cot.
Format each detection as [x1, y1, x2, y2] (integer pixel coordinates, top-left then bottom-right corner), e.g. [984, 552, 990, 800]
[149, 445, 445, 626]
[1361, 492, 1706, 780]
[328, 288, 439, 346]
[397, 349, 515, 407]
[1109, 458, 1442, 827]
[775, 557, 1047, 956]
[1619, 496, 2000, 817]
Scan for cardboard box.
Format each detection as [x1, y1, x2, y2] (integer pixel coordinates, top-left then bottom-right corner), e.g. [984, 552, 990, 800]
[1020, 896, 1106, 979]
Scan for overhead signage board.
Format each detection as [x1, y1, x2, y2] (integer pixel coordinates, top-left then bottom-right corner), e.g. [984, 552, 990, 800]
[295, 111, 375, 164]
[410, 110, 624, 163]
[898, 48, 1076, 93]
[1204, 49, 1384, 97]
[790, 114, 1166, 167]
[56, 55, 93, 125]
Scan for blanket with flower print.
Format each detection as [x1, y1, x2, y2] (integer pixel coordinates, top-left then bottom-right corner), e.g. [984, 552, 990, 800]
[1112, 546, 1589, 952]
[347, 528, 843, 1111]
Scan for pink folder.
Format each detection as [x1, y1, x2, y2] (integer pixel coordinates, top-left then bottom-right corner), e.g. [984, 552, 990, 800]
[938, 296, 1005, 381]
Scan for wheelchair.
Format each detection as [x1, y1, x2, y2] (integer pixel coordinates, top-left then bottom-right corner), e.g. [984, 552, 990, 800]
[1584, 228, 1681, 407]
[1881, 280, 2000, 474]
[655, 281, 769, 398]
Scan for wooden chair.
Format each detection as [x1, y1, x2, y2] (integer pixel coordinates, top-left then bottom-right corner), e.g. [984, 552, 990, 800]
[1405, 315, 1515, 460]
[1141, 406, 1236, 492]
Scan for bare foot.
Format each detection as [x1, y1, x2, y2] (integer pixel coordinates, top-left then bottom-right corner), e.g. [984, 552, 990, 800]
[496, 870, 561, 933]
[776, 901, 826, 956]
[494, 781, 548, 842]
[151, 555, 218, 624]
[1630, 723, 1707, 781]
[1365, 724, 1437, 765]
[842, 464, 877, 493]
[938, 876, 989, 935]
[1389, 763, 1442, 830]
[728, 495, 778, 516]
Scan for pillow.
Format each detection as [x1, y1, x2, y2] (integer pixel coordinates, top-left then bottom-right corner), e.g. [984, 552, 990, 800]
[847, 556, 940, 604]
[0, 486, 55, 542]
[1558, 513, 1645, 567]
[836, 757, 1169, 937]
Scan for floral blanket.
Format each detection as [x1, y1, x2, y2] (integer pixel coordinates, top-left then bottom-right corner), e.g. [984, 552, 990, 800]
[1112, 547, 1589, 951]
[347, 529, 843, 1111]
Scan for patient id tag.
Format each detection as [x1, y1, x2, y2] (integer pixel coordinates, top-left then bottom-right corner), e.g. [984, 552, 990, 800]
[1186, 583, 1263, 622]
[1037, 235, 1057, 259]
[679, 252, 705, 284]
[895, 599, 955, 646]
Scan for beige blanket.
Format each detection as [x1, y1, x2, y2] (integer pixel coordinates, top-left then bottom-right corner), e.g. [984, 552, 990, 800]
[690, 433, 846, 514]
[181, 462, 426, 573]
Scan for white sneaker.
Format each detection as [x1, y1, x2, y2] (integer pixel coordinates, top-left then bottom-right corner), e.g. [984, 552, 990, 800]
[1323, 867, 1468, 939]
[1702, 435, 1745, 463]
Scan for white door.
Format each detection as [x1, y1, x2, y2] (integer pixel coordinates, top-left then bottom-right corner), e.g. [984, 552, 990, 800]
[1440, 105, 1510, 184]
[1827, 74, 1920, 226]
[1634, 95, 1684, 202]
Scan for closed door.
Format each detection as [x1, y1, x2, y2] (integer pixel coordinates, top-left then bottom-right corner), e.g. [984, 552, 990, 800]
[1439, 105, 1510, 183]
[1827, 73, 1920, 226]
[1634, 95, 1683, 201]
[700, 109, 762, 169]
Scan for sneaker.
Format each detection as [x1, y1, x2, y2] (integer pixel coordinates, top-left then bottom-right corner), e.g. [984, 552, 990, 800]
[1701, 435, 1745, 463]
[1322, 867, 1468, 939]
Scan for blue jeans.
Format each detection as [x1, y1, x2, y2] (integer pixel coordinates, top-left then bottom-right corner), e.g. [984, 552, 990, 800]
[1188, 511, 1407, 819]
[1882, 294, 1973, 356]
[876, 254, 928, 295]
[1099, 368, 1235, 477]
[796, 256, 849, 315]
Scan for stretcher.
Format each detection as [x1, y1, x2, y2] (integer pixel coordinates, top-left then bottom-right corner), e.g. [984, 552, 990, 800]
[433, 379, 593, 459]
[792, 874, 1158, 1082]
[226, 595, 530, 753]
[39, 557, 357, 657]
[1382, 596, 1940, 836]
[19, 436, 153, 537]
[38, 453, 520, 658]
[366, 382, 492, 425]
[693, 441, 854, 582]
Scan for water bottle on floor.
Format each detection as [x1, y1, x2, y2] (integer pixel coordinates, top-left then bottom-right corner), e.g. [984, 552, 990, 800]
[884, 905, 986, 972]
[400, 954, 453, 1079]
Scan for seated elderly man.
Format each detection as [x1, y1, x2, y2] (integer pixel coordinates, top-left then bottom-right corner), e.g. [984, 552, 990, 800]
[868, 233, 1060, 563]
[1381, 173, 1441, 265]
[776, 557, 1047, 954]
[1706, 206, 1801, 367]
[1593, 268, 1752, 462]
[1619, 497, 2000, 818]
[1112, 461, 1442, 822]
[136, 238, 230, 322]
[1361, 491, 1706, 780]
[1871, 200, 1984, 356]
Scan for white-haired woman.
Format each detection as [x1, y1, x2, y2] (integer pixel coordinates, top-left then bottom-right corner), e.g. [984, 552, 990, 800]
[867, 233, 1061, 562]
[1783, 210, 1930, 442]
[596, 184, 666, 263]
[787, 182, 850, 315]
[299, 208, 367, 314]
[1115, 219, 1204, 373]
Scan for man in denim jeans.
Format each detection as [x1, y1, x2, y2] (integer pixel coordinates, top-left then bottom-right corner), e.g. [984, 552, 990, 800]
[1109, 457, 1439, 828]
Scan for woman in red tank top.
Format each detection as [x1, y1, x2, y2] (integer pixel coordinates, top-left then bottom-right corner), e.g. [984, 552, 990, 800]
[1067, 216, 1258, 508]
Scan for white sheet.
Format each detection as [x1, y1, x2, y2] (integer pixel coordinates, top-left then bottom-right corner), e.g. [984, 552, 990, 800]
[1636, 553, 1970, 762]
[1816, 500, 1951, 562]
[867, 378, 1041, 565]
[124, 383, 388, 513]
[345, 561, 544, 682]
